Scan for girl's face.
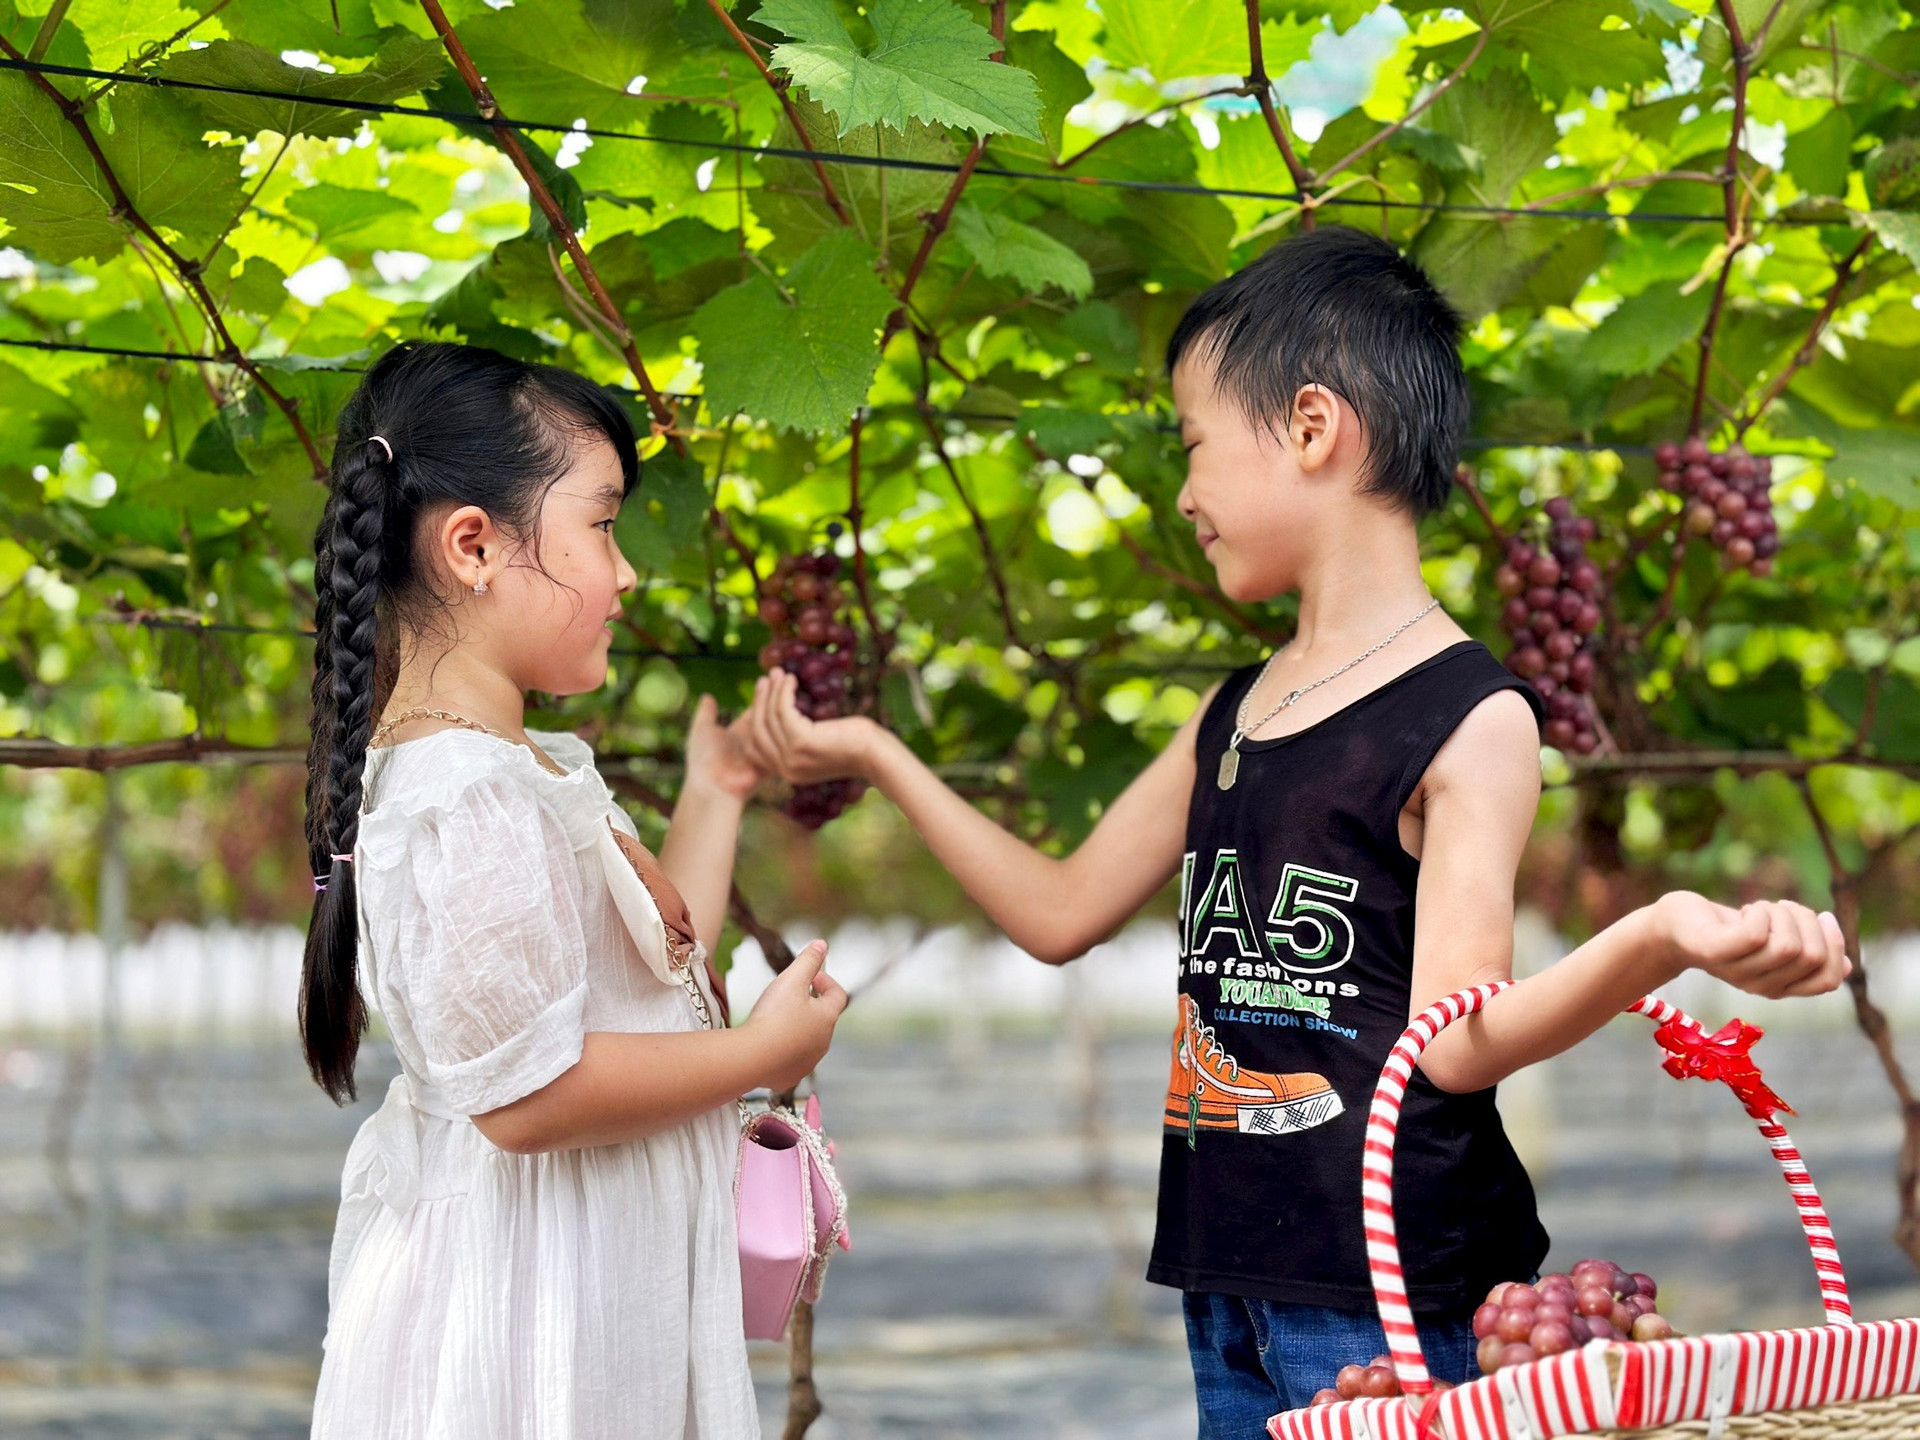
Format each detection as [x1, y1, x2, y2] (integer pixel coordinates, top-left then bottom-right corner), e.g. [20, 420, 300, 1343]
[488, 436, 637, 696]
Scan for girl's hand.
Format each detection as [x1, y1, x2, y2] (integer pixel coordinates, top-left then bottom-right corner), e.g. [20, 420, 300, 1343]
[752, 669, 884, 784]
[742, 940, 847, 1091]
[1649, 892, 1850, 998]
[682, 693, 767, 802]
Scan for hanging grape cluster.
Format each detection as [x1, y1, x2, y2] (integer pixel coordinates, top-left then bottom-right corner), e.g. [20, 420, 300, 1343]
[1654, 437, 1777, 575]
[1496, 497, 1603, 755]
[758, 550, 869, 829]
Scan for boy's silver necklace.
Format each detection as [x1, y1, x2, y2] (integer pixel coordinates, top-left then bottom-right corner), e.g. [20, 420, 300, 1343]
[1217, 598, 1440, 791]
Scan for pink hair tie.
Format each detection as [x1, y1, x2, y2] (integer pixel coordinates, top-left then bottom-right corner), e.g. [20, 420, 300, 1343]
[368, 435, 394, 463]
[313, 853, 355, 893]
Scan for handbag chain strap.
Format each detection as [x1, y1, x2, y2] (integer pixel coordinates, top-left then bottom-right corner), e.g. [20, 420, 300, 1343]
[668, 942, 754, 1128]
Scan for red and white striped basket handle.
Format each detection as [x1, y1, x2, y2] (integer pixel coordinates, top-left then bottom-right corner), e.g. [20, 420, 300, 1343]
[1363, 982, 1853, 1398]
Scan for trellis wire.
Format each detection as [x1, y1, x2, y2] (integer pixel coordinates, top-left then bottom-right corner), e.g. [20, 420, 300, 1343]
[0, 336, 328, 365]
[0, 335, 1660, 460]
[0, 54, 1815, 227]
[83, 616, 1254, 676]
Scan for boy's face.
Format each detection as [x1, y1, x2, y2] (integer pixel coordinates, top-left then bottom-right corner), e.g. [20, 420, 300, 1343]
[1171, 354, 1319, 603]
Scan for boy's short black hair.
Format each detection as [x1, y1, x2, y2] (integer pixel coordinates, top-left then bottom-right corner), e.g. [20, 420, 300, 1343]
[1165, 225, 1468, 517]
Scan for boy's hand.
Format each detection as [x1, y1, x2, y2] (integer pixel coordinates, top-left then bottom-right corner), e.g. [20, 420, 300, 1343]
[1650, 892, 1851, 998]
[752, 669, 883, 784]
[681, 693, 768, 802]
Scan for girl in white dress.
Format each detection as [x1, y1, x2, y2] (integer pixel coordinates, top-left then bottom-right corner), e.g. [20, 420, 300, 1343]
[300, 341, 844, 1439]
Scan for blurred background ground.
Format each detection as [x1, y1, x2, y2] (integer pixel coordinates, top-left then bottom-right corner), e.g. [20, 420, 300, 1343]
[0, 912, 1916, 1439]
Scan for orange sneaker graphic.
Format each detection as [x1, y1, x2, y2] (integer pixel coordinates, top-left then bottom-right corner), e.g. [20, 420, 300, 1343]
[1163, 994, 1344, 1139]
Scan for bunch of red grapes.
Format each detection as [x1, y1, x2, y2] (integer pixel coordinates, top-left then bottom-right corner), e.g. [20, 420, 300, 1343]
[757, 550, 867, 829]
[1472, 1260, 1674, 1375]
[1305, 1259, 1676, 1406]
[1654, 437, 1777, 575]
[1495, 497, 1603, 755]
[1311, 1356, 1453, 1406]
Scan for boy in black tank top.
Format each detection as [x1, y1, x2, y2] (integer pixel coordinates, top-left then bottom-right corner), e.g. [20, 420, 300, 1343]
[753, 226, 1850, 1438]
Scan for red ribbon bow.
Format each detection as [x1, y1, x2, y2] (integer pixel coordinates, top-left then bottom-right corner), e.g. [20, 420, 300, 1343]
[1652, 1016, 1794, 1120]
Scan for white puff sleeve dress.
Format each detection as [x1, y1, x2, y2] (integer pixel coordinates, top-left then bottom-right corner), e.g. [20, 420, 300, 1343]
[310, 729, 756, 1440]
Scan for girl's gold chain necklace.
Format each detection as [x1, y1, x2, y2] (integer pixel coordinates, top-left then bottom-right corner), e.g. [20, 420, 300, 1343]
[370, 706, 566, 776]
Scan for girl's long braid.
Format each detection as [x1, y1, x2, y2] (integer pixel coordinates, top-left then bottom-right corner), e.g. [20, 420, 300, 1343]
[301, 440, 388, 1102]
[303, 526, 338, 867]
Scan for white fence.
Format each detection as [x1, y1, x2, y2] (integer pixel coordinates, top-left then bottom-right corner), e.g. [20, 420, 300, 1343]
[4, 910, 1920, 1044]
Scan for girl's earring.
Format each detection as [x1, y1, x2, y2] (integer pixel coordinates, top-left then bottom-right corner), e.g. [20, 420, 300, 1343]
[473, 576, 489, 596]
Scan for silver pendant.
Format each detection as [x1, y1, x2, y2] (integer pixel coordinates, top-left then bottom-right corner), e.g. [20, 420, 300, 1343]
[1216, 746, 1240, 791]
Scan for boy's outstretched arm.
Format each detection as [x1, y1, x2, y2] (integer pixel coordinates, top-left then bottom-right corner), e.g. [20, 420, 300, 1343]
[1407, 690, 1850, 1094]
[658, 694, 769, 964]
[752, 669, 1212, 963]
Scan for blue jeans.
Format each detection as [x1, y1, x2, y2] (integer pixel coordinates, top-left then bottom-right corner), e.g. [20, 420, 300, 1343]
[1181, 1292, 1479, 1439]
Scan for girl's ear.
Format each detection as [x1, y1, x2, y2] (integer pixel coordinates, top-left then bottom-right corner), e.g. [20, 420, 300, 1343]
[437, 504, 505, 592]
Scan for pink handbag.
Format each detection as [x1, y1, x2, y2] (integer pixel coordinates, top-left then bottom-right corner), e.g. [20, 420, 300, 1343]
[736, 1093, 851, 1341]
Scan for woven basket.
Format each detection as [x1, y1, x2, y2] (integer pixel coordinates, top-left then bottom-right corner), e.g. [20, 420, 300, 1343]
[1267, 982, 1920, 1440]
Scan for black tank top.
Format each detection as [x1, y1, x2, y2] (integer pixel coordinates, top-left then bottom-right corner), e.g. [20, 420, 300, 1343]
[1145, 639, 1551, 1315]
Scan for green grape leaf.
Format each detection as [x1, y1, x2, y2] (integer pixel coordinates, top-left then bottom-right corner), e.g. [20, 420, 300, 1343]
[204, 0, 389, 57]
[648, 451, 711, 555]
[1823, 429, 1920, 509]
[1424, 70, 1556, 204]
[1003, 27, 1091, 158]
[184, 411, 251, 476]
[100, 88, 244, 255]
[752, 99, 956, 262]
[1675, 661, 1809, 750]
[568, 102, 730, 239]
[637, 218, 739, 281]
[203, 244, 292, 318]
[1411, 214, 1563, 320]
[1785, 109, 1853, 199]
[1059, 300, 1140, 372]
[1098, 0, 1273, 82]
[1582, 285, 1714, 374]
[1020, 407, 1120, 457]
[518, 139, 589, 244]
[619, 449, 708, 573]
[70, 0, 199, 67]
[1025, 715, 1153, 845]
[449, 0, 673, 128]
[1119, 189, 1235, 288]
[758, 0, 1043, 140]
[282, 184, 420, 246]
[949, 204, 1092, 298]
[1479, 0, 1669, 98]
[690, 229, 897, 433]
[1859, 211, 1920, 269]
[1391, 127, 1482, 177]
[1864, 138, 1920, 211]
[0, 82, 248, 263]
[1822, 670, 1920, 761]
[0, 71, 127, 263]
[158, 37, 449, 140]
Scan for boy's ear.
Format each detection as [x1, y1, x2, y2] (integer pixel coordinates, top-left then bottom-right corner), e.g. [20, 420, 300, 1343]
[1289, 383, 1346, 474]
